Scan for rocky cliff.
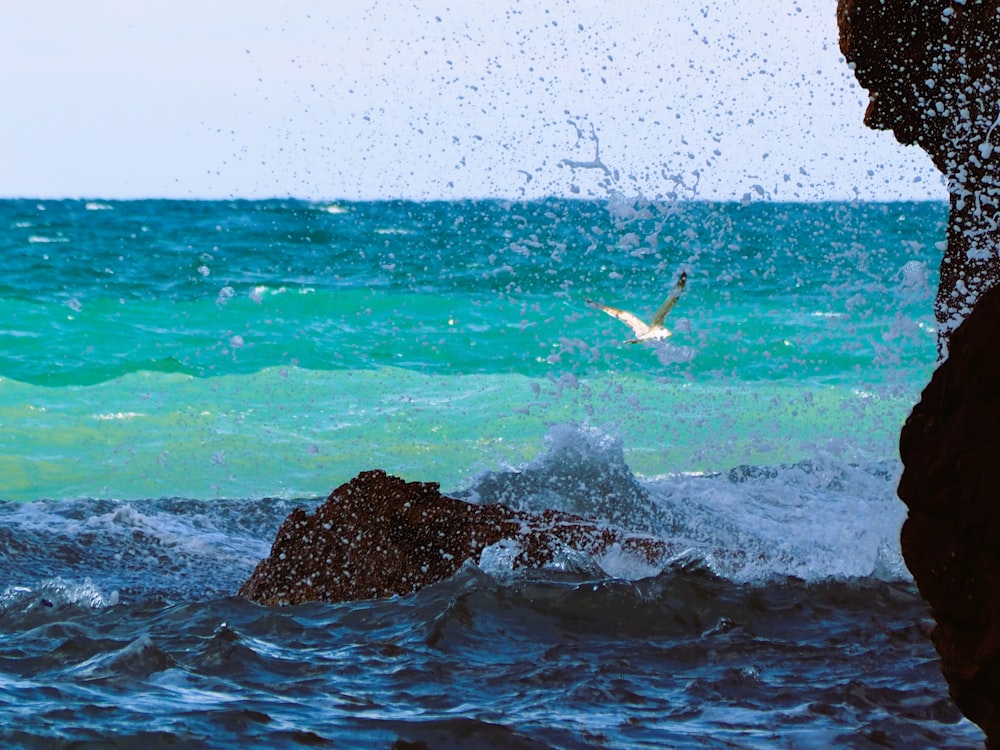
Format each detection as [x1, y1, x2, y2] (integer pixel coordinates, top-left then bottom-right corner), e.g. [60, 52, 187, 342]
[839, 0, 1000, 745]
[898, 284, 1000, 746]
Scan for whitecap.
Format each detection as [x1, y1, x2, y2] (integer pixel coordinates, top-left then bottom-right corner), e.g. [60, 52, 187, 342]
[93, 412, 144, 421]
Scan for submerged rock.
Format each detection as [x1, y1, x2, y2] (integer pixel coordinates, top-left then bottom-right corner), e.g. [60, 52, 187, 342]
[238, 469, 670, 606]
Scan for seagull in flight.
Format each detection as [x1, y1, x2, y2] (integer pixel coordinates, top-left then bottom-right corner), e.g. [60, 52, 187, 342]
[587, 272, 687, 344]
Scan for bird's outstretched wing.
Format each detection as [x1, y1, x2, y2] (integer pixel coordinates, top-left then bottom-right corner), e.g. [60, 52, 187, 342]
[648, 272, 687, 329]
[586, 300, 650, 338]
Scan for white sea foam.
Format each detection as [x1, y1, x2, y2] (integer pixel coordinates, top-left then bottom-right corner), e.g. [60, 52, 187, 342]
[645, 459, 907, 583]
[478, 539, 521, 577]
[0, 576, 118, 614]
[593, 542, 663, 579]
[465, 422, 907, 584]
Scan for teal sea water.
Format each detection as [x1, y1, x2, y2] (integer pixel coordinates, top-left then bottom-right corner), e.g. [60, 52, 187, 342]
[1, 199, 940, 502]
[0, 199, 986, 748]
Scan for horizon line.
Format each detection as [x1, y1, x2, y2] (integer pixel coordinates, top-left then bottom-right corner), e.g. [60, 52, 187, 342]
[0, 194, 950, 205]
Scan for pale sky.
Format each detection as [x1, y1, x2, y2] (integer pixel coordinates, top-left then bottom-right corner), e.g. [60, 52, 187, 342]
[0, 0, 946, 202]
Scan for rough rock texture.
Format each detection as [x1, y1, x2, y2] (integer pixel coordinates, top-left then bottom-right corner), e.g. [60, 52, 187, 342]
[238, 469, 670, 606]
[838, 0, 1000, 342]
[898, 284, 1000, 748]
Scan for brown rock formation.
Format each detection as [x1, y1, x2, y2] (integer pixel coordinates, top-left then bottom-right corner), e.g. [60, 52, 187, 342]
[238, 469, 670, 606]
[839, 1, 1000, 745]
[898, 284, 1000, 746]
[838, 0, 1000, 345]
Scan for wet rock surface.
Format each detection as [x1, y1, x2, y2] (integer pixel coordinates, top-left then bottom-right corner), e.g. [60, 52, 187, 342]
[238, 469, 670, 606]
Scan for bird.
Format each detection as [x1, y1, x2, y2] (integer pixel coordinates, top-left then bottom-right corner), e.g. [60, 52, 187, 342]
[587, 272, 687, 344]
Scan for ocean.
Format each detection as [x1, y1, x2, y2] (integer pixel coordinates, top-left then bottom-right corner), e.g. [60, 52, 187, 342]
[0, 198, 984, 747]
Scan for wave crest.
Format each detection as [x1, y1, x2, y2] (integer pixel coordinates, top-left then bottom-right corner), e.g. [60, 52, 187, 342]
[462, 423, 907, 584]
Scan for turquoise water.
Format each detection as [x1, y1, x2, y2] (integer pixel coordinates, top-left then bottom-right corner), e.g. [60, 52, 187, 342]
[0, 199, 941, 501]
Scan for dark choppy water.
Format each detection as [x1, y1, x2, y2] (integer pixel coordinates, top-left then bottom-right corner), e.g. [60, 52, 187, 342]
[0, 556, 976, 749]
[0, 461, 984, 748]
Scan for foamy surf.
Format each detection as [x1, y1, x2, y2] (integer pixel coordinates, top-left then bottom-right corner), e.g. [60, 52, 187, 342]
[460, 422, 907, 584]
